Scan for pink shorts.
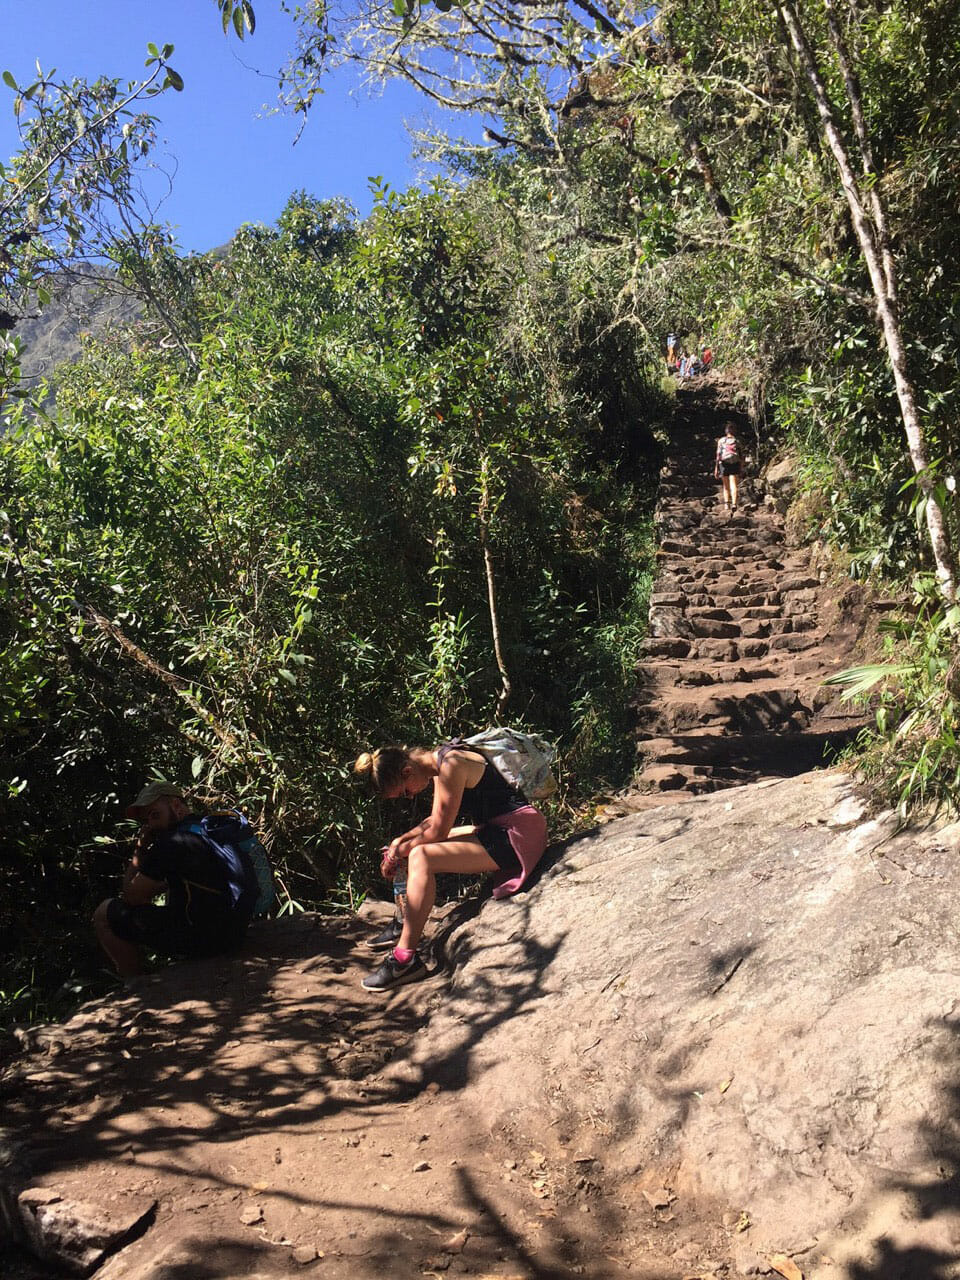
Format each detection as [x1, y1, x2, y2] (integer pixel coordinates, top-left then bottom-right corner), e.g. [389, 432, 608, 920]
[485, 806, 548, 899]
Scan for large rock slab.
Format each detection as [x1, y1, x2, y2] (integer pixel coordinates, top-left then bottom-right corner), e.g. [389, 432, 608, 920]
[764, 452, 800, 511]
[409, 770, 960, 1278]
[17, 1187, 156, 1275]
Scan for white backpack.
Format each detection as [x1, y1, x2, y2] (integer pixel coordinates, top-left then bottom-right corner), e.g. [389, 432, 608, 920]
[464, 727, 558, 801]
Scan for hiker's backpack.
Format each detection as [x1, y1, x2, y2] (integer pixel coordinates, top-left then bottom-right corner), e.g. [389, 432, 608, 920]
[464, 727, 558, 801]
[719, 435, 740, 461]
[185, 811, 276, 917]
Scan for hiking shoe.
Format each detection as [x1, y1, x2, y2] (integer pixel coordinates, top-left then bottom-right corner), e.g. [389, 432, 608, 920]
[362, 952, 427, 992]
[368, 916, 403, 950]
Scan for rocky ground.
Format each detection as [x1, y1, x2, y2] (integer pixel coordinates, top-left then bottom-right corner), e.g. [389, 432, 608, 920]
[5, 382, 955, 1280]
[5, 772, 960, 1280]
[0, 906, 690, 1280]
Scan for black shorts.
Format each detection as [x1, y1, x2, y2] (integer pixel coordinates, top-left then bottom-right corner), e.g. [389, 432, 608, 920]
[105, 898, 247, 958]
[720, 459, 741, 476]
[475, 824, 522, 877]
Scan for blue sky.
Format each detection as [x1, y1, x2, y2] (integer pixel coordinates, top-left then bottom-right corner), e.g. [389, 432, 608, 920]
[0, 0, 486, 252]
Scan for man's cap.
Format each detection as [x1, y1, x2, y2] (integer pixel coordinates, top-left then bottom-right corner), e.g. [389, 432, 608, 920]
[126, 781, 185, 820]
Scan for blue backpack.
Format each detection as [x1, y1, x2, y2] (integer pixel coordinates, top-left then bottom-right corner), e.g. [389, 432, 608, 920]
[184, 811, 276, 918]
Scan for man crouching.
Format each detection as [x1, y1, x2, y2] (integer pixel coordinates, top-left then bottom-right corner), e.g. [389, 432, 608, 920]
[93, 781, 260, 980]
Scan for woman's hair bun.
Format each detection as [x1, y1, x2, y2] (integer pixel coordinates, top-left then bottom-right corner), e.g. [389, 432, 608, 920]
[353, 752, 374, 778]
[352, 745, 408, 792]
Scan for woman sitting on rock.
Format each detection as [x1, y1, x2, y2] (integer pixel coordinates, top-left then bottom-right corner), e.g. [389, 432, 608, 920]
[353, 741, 549, 992]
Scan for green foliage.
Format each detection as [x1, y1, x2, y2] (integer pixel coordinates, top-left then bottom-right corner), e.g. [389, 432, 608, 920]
[215, 0, 256, 39]
[0, 182, 660, 1025]
[826, 581, 960, 818]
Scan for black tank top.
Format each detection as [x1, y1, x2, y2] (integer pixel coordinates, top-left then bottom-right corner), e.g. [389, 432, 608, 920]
[437, 740, 528, 824]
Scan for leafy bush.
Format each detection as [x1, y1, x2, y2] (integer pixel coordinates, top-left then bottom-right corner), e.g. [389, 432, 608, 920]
[0, 186, 661, 1023]
[826, 580, 960, 818]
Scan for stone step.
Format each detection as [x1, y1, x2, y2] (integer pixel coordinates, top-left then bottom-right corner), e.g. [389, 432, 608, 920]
[635, 762, 692, 792]
[640, 637, 692, 659]
[738, 618, 777, 639]
[658, 488, 717, 502]
[675, 558, 752, 577]
[788, 615, 818, 633]
[634, 684, 814, 736]
[690, 617, 742, 639]
[741, 616, 815, 639]
[696, 527, 783, 546]
[659, 480, 716, 493]
[648, 607, 695, 639]
[674, 663, 787, 687]
[676, 556, 789, 578]
[687, 606, 736, 621]
[686, 638, 757, 661]
[663, 545, 784, 566]
[684, 593, 776, 609]
[715, 604, 784, 621]
[635, 761, 765, 795]
[656, 504, 777, 530]
[706, 575, 787, 596]
[650, 603, 803, 642]
[654, 512, 701, 533]
[686, 773, 754, 795]
[767, 632, 819, 653]
[636, 724, 866, 773]
[782, 598, 819, 617]
[658, 539, 705, 556]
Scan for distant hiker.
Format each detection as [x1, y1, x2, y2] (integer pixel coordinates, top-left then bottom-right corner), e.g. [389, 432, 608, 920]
[666, 332, 678, 367]
[93, 782, 272, 980]
[701, 344, 713, 370]
[714, 424, 742, 511]
[353, 738, 550, 993]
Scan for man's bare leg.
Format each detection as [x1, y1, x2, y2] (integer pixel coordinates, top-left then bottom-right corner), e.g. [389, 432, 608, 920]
[92, 900, 143, 979]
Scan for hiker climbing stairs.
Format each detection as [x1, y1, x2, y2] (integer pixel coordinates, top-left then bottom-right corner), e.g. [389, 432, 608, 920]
[632, 386, 868, 800]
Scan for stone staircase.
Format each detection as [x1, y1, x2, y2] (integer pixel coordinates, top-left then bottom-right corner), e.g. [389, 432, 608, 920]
[629, 387, 868, 801]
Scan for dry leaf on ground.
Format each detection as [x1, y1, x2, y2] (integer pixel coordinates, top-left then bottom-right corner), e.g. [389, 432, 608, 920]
[441, 1228, 469, 1254]
[768, 1253, 804, 1280]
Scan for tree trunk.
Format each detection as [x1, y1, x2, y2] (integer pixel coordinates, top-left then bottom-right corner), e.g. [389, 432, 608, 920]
[477, 468, 512, 719]
[81, 604, 242, 752]
[777, 0, 957, 604]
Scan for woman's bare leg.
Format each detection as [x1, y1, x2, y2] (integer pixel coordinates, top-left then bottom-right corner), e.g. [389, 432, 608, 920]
[399, 837, 498, 952]
[729, 472, 740, 507]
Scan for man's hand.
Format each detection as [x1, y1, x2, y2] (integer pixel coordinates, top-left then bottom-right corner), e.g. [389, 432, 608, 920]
[121, 844, 165, 906]
[122, 867, 166, 907]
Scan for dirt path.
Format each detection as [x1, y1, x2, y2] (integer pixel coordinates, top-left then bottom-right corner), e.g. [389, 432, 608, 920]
[2, 909, 694, 1279]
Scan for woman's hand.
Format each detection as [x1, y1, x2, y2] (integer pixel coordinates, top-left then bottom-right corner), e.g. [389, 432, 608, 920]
[380, 848, 398, 879]
[380, 840, 409, 880]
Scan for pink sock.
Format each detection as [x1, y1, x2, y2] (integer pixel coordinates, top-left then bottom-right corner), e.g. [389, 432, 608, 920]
[393, 946, 414, 965]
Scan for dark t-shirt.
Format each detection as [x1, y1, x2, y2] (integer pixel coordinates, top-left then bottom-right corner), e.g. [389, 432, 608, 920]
[437, 742, 529, 826]
[138, 815, 247, 928]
